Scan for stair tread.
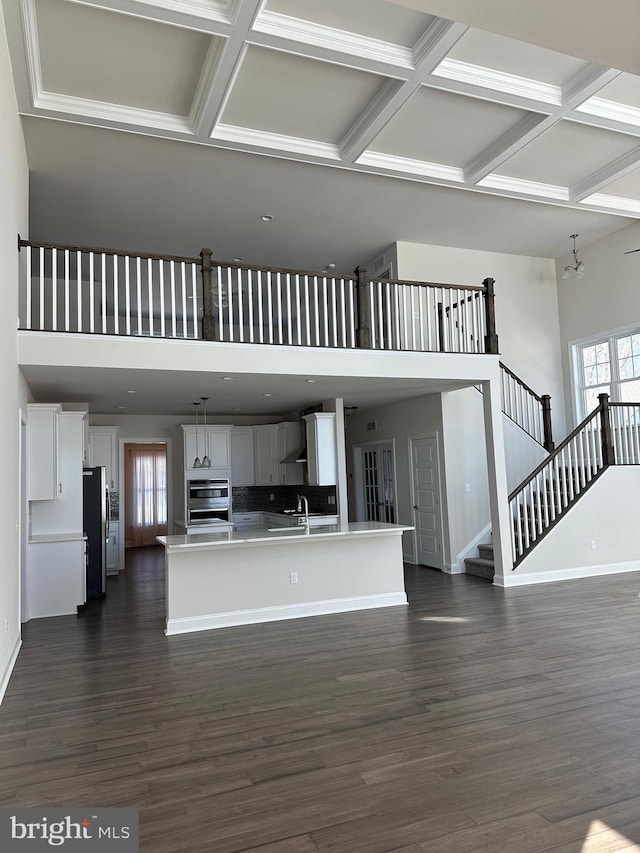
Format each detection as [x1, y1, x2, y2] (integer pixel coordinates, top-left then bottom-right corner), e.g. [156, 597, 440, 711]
[479, 543, 494, 552]
[464, 557, 495, 567]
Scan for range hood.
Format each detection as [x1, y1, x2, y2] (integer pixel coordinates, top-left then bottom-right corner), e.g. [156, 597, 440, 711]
[280, 447, 306, 464]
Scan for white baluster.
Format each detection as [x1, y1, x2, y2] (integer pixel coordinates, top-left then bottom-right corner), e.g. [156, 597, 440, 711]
[159, 261, 166, 338]
[51, 249, 58, 332]
[148, 258, 155, 338]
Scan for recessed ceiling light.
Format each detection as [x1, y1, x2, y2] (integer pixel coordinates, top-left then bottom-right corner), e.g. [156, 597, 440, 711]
[305, 379, 318, 383]
[233, 257, 243, 263]
[117, 405, 126, 410]
[222, 376, 234, 381]
[232, 407, 244, 412]
[260, 214, 273, 222]
[126, 390, 139, 394]
[262, 393, 273, 397]
[324, 263, 336, 271]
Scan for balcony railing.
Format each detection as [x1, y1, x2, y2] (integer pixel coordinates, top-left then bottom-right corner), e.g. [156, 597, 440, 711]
[18, 240, 498, 355]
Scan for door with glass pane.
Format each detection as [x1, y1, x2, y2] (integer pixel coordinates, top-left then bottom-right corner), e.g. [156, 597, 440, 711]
[361, 442, 396, 523]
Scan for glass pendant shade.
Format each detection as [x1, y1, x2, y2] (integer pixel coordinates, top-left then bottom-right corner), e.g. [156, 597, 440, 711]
[201, 396, 211, 468]
[192, 402, 202, 468]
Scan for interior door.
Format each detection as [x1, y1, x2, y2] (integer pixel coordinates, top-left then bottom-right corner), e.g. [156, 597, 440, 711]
[410, 435, 443, 569]
[361, 442, 396, 523]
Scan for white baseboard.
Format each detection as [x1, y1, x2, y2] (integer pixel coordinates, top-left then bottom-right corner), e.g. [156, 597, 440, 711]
[443, 561, 464, 575]
[0, 635, 22, 707]
[494, 560, 640, 588]
[166, 592, 408, 635]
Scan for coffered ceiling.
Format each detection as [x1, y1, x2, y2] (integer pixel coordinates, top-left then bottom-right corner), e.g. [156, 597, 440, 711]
[3, 0, 640, 269]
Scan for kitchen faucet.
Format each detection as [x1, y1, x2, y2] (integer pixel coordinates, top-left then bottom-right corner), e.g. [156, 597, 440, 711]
[296, 494, 310, 533]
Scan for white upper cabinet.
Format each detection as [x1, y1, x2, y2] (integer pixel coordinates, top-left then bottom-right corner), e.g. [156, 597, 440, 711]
[277, 422, 304, 485]
[254, 425, 278, 485]
[231, 426, 255, 486]
[182, 425, 231, 472]
[88, 426, 119, 491]
[28, 404, 62, 501]
[304, 413, 337, 486]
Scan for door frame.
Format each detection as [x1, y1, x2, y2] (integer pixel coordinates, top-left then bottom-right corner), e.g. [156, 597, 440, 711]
[407, 431, 445, 570]
[119, 436, 172, 565]
[352, 438, 397, 523]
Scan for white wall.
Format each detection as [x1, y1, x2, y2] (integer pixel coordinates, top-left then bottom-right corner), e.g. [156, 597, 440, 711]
[89, 412, 277, 438]
[501, 467, 640, 586]
[556, 220, 640, 428]
[396, 241, 566, 438]
[345, 394, 444, 563]
[0, 1, 29, 704]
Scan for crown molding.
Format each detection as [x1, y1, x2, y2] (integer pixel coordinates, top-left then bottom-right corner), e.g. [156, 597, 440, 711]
[20, 0, 43, 101]
[411, 18, 468, 71]
[189, 38, 226, 133]
[579, 193, 640, 216]
[478, 174, 569, 201]
[251, 9, 415, 70]
[432, 58, 562, 106]
[32, 91, 193, 134]
[212, 123, 341, 160]
[357, 150, 464, 183]
[464, 113, 551, 185]
[576, 97, 640, 129]
[571, 144, 640, 201]
[561, 64, 621, 107]
[67, 0, 239, 25]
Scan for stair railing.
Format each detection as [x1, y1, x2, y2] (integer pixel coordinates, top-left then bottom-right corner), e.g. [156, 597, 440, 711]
[509, 395, 612, 566]
[499, 362, 554, 451]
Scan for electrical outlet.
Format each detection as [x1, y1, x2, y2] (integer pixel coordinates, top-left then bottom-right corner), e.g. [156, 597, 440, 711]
[591, 540, 597, 550]
[465, 483, 471, 493]
[4, 617, 8, 632]
[289, 571, 298, 585]
[269, 493, 275, 501]
[328, 495, 335, 505]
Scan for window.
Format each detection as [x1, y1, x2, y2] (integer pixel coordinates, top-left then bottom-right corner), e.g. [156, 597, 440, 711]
[576, 329, 640, 418]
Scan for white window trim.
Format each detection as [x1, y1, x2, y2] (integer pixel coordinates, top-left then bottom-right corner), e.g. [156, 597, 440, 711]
[570, 321, 640, 424]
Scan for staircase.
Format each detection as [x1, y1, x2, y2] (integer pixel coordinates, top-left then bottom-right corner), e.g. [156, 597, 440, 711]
[465, 395, 640, 580]
[465, 543, 494, 580]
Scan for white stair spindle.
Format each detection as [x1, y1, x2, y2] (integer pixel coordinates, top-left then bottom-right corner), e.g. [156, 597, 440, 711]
[51, 248, 58, 331]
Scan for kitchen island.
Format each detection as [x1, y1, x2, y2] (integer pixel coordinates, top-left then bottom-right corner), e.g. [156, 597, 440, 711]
[157, 521, 412, 635]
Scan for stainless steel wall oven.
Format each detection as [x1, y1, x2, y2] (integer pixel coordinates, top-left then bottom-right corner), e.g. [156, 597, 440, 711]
[186, 478, 230, 525]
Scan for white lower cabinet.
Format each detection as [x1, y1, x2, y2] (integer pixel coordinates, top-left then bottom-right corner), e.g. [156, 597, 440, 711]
[233, 512, 263, 531]
[28, 537, 86, 618]
[106, 521, 119, 574]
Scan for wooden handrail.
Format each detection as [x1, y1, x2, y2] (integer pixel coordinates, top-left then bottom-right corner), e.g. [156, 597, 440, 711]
[508, 404, 603, 502]
[368, 277, 483, 292]
[18, 238, 200, 265]
[499, 361, 543, 403]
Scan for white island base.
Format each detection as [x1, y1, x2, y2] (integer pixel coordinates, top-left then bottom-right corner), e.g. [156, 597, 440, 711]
[157, 522, 412, 635]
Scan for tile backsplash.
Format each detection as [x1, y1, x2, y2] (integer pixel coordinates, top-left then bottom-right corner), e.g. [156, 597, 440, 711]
[232, 485, 336, 514]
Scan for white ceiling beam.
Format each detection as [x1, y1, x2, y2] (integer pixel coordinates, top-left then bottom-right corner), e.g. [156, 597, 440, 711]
[464, 64, 621, 185]
[190, 0, 264, 137]
[571, 145, 640, 201]
[339, 18, 469, 164]
[62, 0, 234, 35]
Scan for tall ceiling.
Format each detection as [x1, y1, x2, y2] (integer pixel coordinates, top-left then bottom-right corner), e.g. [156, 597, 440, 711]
[4, 0, 640, 272]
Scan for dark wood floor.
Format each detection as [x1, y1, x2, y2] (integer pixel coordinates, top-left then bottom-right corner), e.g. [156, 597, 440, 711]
[3, 551, 640, 852]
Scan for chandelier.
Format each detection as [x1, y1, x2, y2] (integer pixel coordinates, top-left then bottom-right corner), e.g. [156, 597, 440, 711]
[562, 233, 586, 279]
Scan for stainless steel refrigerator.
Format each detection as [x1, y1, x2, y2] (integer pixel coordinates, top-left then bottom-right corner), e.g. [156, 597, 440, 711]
[83, 466, 107, 600]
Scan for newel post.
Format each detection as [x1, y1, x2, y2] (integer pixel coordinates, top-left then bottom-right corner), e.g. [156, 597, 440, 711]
[200, 247, 215, 341]
[541, 395, 554, 452]
[482, 277, 499, 354]
[598, 392, 615, 466]
[355, 266, 371, 349]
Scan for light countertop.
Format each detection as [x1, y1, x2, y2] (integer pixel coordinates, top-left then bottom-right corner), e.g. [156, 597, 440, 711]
[158, 521, 413, 552]
[29, 531, 87, 543]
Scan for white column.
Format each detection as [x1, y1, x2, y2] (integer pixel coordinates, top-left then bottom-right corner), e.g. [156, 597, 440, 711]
[323, 398, 349, 524]
[481, 373, 513, 583]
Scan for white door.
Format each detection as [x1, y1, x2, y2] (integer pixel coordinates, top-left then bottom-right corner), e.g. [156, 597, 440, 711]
[410, 435, 443, 569]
